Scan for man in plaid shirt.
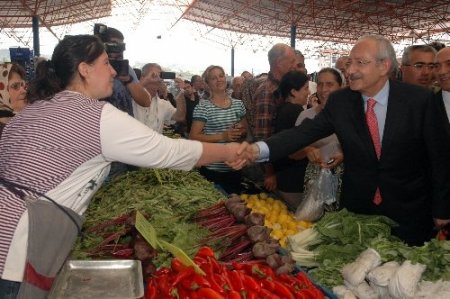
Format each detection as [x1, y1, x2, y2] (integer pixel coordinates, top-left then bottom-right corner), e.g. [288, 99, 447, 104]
[247, 44, 298, 191]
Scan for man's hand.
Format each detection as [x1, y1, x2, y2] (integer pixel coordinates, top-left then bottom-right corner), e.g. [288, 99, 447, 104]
[434, 218, 450, 229]
[264, 174, 277, 192]
[225, 142, 251, 170]
[320, 152, 344, 169]
[305, 147, 322, 164]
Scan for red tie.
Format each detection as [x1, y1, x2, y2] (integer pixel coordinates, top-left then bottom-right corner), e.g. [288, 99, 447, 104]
[366, 98, 382, 205]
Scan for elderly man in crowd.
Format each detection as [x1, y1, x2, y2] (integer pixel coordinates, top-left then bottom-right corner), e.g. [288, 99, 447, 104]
[250, 44, 297, 192]
[246, 35, 449, 245]
[401, 45, 437, 89]
[231, 76, 245, 100]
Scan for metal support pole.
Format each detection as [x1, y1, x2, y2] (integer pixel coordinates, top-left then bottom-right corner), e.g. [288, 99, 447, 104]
[290, 25, 296, 48]
[231, 46, 235, 77]
[32, 15, 40, 57]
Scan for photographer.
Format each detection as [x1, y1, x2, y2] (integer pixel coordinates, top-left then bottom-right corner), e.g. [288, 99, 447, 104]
[97, 25, 151, 115]
[135, 63, 186, 134]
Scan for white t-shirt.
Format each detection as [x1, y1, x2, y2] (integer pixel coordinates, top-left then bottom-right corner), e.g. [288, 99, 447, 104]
[133, 95, 176, 133]
[2, 103, 202, 281]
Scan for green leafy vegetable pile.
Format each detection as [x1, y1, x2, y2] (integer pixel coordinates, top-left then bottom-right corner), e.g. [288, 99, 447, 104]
[72, 168, 224, 266]
[289, 209, 450, 288]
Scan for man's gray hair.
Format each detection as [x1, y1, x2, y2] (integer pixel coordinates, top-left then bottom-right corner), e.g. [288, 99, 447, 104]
[268, 43, 291, 67]
[401, 45, 436, 65]
[141, 63, 161, 77]
[358, 35, 398, 74]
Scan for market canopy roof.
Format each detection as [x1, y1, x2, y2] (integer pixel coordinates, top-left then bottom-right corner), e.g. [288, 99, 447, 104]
[177, 0, 450, 44]
[0, 0, 111, 28]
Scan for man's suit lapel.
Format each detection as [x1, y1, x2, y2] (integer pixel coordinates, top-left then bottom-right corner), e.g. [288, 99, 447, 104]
[381, 81, 405, 160]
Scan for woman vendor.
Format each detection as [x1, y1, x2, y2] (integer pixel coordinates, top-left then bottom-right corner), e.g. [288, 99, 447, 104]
[0, 35, 248, 298]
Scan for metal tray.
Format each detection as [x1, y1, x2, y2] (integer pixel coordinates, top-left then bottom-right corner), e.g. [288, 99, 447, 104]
[48, 260, 144, 299]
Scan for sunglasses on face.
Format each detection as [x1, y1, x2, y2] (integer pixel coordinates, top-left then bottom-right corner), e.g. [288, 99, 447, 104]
[9, 81, 27, 91]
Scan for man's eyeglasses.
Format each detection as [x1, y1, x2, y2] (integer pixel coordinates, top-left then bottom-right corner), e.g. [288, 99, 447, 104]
[347, 59, 383, 68]
[9, 81, 27, 91]
[403, 63, 436, 70]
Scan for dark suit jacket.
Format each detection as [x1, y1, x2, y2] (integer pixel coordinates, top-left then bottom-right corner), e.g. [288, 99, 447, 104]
[265, 80, 449, 245]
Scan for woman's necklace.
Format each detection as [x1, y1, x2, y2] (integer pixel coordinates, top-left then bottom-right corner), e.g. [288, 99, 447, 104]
[212, 96, 230, 108]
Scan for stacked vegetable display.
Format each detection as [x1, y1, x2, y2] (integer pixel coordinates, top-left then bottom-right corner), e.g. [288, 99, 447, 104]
[194, 194, 297, 274]
[241, 193, 312, 247]
[72, 168, 225, 268]
[285, 209, 450, 291]
[145, 246, 326, 299]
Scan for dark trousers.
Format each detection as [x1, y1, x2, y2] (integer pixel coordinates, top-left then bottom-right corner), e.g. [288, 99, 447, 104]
[0, 279, 20, 299]
[199, 167, 242, 195]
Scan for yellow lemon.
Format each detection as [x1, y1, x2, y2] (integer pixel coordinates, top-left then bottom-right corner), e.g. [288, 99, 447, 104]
[259, 192, 268, 199]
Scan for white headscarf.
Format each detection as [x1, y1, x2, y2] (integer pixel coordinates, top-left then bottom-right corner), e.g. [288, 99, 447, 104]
[0, 63, 13, 109]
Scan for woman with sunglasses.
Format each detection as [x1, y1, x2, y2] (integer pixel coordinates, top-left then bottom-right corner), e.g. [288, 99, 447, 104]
[0, 35, 248, 298]
[0, 63, 28, 125]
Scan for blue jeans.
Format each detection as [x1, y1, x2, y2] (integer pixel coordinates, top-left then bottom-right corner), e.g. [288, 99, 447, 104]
[0, 279, 20, 299]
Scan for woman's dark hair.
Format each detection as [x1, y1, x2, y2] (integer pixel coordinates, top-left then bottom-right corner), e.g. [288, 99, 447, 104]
[27, 35, 105, 103]
[9, 63, 26, 81]
[318, 67, 344, 86]
[275, 71, 308, 100]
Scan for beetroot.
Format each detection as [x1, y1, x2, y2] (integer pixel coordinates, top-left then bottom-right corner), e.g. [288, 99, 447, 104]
[252, 241, 279, 258]
[247, 225, 271, 243]
[245, 212, 265, 226]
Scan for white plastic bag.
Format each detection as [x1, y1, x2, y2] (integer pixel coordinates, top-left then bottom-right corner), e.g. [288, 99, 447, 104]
[295, 179, 324, 222]
[316, 168, 339, 205]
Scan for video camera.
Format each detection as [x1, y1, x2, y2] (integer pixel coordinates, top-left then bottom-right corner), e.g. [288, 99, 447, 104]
[94, 23, 128, 76]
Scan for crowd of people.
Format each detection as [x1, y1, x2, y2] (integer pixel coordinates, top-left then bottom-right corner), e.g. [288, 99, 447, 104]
[0, 24, 449, 298]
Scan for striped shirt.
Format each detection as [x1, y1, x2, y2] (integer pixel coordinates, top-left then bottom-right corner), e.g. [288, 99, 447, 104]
[193, 98, 246, 172]
[0, 90, 104, 276]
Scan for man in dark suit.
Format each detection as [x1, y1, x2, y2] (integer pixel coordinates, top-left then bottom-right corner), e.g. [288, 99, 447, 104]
[245, 35, 450, 245]
[433, 47, 450, 230]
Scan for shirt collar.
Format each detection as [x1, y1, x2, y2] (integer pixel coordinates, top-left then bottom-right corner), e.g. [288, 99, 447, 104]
[442, 90, 450, 104]
[361, 80, 390, 106]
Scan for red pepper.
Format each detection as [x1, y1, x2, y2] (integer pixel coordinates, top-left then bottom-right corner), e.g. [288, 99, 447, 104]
[177, 287, 191, 299]
[247, 264, 274, 279]
[231, 261, 243, 271]
[241, 273, 260, 293]
[228, 270, 244, 292]
[259, 289, 281, 299]
[196, 246, 216, 258]
[260, 277, 275, 292]
[190, 291, 199, 299]
[245, 291, 258, 299]
[298, 288, 324, 299]
[295, 272, 314, 287]
[182, 273, 212, 290]
[206, 273, 226, 295]
[172, 257, 188, 273]
[172, 267, 195, 288]
[272, 280, 295, 299]
[208, 256, 222, 273]
[214, 273, 233, 292]
[156, 272, 172, 297]
[227, 290, 241, 299]
[145, 280, 157, 299]
[197, 287, 225, 299]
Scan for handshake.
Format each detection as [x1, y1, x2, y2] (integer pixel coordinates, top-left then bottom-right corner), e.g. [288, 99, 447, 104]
[224, 142, 261, 170]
